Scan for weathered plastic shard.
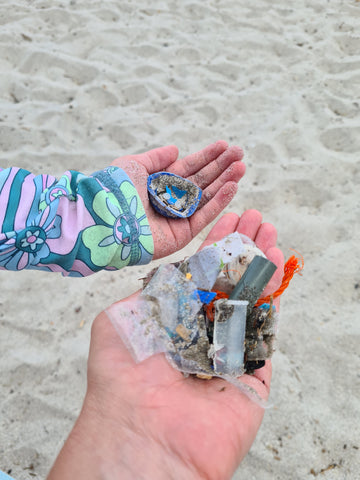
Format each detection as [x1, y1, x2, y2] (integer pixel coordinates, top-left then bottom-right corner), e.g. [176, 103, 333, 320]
[180, 233, 246, 291]
[224, 237, 267, 286]
[229, 255, 277, 314]
[196, 290, 217, 304]
[245, 304, 279, 363]
[212, 298, 248, 376]
[166, 310, 213, 376]
[246, 305, 278, 337]
[142, 263, 202, 342]
[106, 296, 171, 363]
[182, 248, 222, 291]
[211, 232, 247, 264]
[147, 172, 202, 219]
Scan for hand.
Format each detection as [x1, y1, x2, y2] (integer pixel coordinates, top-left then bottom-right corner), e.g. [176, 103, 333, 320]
[111, 141, 245, 259]
[47, 210, 284, 480]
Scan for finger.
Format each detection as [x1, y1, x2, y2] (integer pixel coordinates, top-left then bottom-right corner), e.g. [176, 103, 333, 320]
[189, 182, 238, 237]
[144, 145, 179, 172]
[187, 145, 244, 189]
[197, 212, 240, 250]
[167, 140, 228, 177]
[236, 209, 263, 240]
[199, 161, 246, 208]
[254, 222, 277, 253]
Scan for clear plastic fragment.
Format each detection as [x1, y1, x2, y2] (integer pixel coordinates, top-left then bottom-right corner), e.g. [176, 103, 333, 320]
[106, 296, 170, 363]
[180, 232, 246, 290]
[212, 299, 248, 376]
[143, 264, 202, 341]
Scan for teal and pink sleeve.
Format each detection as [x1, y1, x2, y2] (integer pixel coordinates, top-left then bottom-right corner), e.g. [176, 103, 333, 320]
[0, 166, 154, 276]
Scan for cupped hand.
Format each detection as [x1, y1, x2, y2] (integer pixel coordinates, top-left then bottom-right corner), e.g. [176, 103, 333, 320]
[48, 210, 284, 480]
[111, 141, 245, 259]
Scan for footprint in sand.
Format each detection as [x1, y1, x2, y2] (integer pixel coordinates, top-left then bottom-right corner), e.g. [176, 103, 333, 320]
[336, 34, 360, 56]
[18, 51, 99, 86]
[320, 127, 360, 153]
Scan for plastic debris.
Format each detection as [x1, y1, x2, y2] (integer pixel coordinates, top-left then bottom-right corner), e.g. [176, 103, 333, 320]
[108, 295, 170, 363]
[244, 301, 278, 371]
[196, 290, 217, 304]
[229, 255, 277, 314]
[212, 299, 248, 376]
[180, 233, 246, 290]
[147, 172, 202, 218]
[224, 237, 266, 285]
[255, 252, 304, 306]
[107, 232, 300, 406]
[143, 263, 202, 341]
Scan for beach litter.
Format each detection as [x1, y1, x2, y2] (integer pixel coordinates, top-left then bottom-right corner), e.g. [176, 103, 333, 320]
[147, 172, 202, 218]
[107, 233, 302, 405]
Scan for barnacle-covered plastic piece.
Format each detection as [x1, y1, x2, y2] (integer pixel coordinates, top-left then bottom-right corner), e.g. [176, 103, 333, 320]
[147, 172, 202, 218]
[245, 303, 278, 367]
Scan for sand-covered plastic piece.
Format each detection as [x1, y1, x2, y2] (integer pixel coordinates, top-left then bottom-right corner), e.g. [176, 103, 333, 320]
[107, 232, 282, 404]
[147, 172, 202, 218]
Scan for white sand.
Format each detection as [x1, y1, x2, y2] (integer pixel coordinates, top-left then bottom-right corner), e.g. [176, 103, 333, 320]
[1, 0, 359, 478]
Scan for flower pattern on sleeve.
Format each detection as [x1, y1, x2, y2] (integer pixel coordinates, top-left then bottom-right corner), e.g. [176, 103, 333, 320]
[0, 166, 154, 276]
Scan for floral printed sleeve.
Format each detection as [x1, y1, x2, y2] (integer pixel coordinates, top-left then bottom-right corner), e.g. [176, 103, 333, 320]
[0, 166, 154, 277]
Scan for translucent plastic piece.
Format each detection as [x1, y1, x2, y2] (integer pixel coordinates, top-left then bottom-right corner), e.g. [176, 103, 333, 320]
[212, 299, 248, 376]
[182, 232, 246, 290]
[143, 264, 202, 340]
[212, 232, 247, 263]
[224, 234, 267, 286]
[106, 296, 171, 363]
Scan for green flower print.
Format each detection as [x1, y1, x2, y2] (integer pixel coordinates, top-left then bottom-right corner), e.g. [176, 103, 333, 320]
[82, 182, 153, 268]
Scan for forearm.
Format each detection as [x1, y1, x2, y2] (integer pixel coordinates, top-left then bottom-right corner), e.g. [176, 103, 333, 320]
[0, 167, 153, 276]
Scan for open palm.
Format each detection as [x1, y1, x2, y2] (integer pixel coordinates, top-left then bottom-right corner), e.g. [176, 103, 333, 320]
[111, 141, 245, 259]
[49, 210, 284, 480]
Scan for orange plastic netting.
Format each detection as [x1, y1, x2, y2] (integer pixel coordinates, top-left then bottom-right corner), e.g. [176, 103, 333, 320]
[255, 252, 303, 306]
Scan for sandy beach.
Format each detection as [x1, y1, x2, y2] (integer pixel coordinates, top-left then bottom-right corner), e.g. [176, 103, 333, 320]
[1, 0, 359, 478]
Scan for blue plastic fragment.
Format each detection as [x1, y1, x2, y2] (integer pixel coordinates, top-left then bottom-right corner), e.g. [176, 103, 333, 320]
[165, 326, 178, 339]
[171, 185, 187, 198]
[258, 303, 276, 311]
[196, 290, 217, 304]
[165, 185, 178, 205]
